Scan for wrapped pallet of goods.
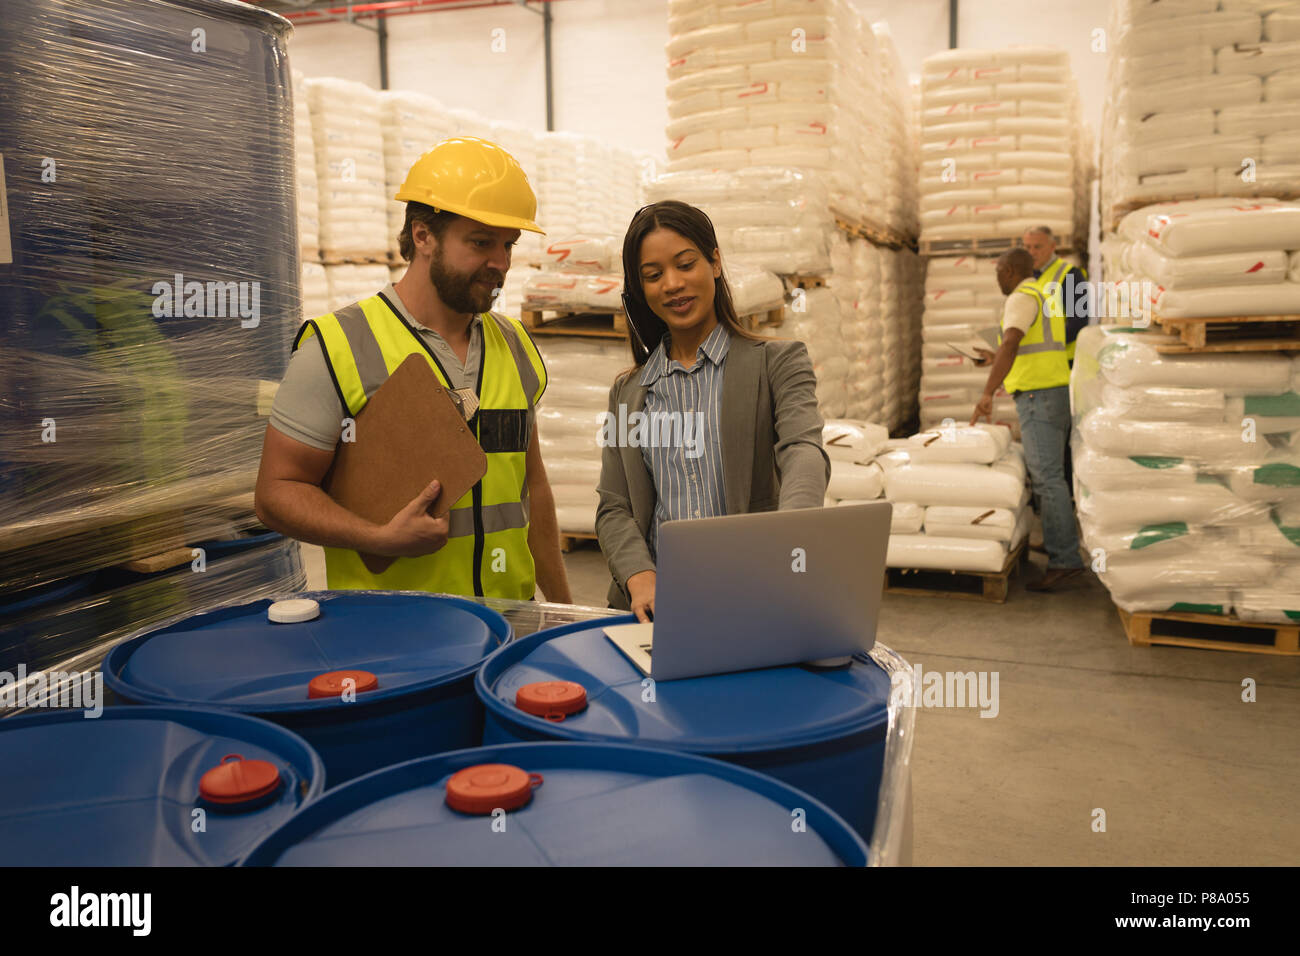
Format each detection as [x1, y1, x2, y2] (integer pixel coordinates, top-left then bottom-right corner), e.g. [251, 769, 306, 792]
[0, 0, 303, 653]
[1101, 0, 1300, 230]
[306, 77, 389, 262]
[1072, 325, 1300, 635]
[534, 339, 631, 534]
[659, 1, 920, 433]
[820, 420, 1031, 592]
[1102, 199, 1300, 342]
[919, 45, 1090, 250]
[293, 70, 321, 263]
[378, 89, 455, 262]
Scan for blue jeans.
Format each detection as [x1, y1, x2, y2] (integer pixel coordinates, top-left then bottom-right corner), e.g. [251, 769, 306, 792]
[1013, 386, 1084, 570]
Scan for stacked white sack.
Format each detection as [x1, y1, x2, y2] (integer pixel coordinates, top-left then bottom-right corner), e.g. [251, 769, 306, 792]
[645, 166, 835, 274]
[920, 255, 1018, 432]
[536, 132, 645, 240]
[305, 78, 389, 260]
[881, 425, 1031, 571]
[324, 264, 392, 313]
[1071, 324, 1299, 619]
[1101, 0, 1300, 223]
[490, 121, 545, 266]
[919, 46, 1088, 245]
[301, 261, 330, 327]
[378, 90, 455, 262]
[784, 286, 849, 421]
[293, 70, 321, 261]
[535, 338, 629, 532]
[1103, 198, 1300, 319]
[663, 0, 915, 237]
[873, 22, 920, 237]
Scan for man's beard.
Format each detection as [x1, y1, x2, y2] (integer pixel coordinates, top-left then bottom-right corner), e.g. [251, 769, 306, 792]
[429, 249, 503, 315]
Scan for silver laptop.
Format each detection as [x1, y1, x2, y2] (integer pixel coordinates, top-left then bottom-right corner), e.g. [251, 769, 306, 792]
[603, 502, 892, 681]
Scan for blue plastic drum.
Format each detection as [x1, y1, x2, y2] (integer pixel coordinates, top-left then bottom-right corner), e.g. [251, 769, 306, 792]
[475, 617, 892, 841]
[241, 741, 868, 866]
[0, 706, 324, 866]
[103, 591, 510, 786]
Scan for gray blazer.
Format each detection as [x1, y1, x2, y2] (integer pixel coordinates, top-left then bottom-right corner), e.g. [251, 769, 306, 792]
[595, 332, 831, 609]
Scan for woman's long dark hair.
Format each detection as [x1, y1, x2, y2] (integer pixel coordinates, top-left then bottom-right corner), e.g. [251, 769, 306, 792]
[620, 200, 765, 367]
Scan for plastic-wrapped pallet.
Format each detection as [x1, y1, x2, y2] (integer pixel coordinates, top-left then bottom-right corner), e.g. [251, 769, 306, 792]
[535, 338, 629, 533]
[1103, 197, 1300, 318]
[876, 424, 1031, 571]
[1101, 0, 1300, 225]
[919, 45, 1088, 246]
[324, 264, 392, 314]
[305, 78, 389, 261]
[1072, 324, 1299, 617]
[378, 89, 455, 260]
[783, 287, 848, 420]
[293, 70, 321, 260]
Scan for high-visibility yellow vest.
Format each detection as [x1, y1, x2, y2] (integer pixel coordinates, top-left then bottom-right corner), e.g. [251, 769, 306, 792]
[1035, 256, 1087, 363]
[1000, 279, 1071, 393]
[293, 291, 547, 599]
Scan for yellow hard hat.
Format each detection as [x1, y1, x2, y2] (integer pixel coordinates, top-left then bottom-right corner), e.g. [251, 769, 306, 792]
[394, 136, 544, 235]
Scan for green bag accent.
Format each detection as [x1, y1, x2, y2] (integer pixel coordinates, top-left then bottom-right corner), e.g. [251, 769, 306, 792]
[1271, 511, 1300, 547]
[1128, 456, 1184, 470]
[1243, 393, 1300, 417]
[1251, 462, 1300, 487]
[1169, 602, 1224, 615]
[1131, 522, 1190, 549]
[1286, 610, 1300, 622]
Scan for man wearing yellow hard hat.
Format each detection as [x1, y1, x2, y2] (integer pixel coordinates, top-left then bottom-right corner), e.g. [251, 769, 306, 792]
[255, 137, 572, 603]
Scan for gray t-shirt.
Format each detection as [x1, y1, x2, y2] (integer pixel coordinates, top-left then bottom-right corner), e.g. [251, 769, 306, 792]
[270, 283, 483, 451]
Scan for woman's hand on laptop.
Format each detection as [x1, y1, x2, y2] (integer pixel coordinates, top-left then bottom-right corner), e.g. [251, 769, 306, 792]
[626, 570, 656, 623]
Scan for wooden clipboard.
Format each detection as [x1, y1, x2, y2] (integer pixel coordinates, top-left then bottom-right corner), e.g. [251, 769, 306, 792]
[323, 353, 488, 574]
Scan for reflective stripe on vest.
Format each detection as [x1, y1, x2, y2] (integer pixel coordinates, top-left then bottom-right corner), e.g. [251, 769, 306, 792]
[292, 294, 547, 599]
[1000, 280, 1071, 393]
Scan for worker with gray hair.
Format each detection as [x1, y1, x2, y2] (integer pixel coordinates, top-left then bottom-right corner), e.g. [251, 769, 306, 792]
[971, 247, 1084, 591]
[1022, 225, 1090, 366]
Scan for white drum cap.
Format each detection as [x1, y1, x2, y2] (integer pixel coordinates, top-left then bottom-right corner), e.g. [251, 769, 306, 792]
[268, 598, 321, 624]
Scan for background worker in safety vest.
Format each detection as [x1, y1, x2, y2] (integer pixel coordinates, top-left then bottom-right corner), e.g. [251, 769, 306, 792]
[1022, 225, 1090, 367]
[254, 137, 572, 603]
[970, 248, 1084, 592]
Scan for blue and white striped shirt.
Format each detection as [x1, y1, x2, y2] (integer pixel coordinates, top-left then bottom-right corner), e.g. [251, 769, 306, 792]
[639, 323, 729, 562]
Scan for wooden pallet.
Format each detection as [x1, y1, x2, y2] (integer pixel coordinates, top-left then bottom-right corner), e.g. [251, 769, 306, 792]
[918, 235, 1084, 258]
[740, 307, 785, 332]
[522, 307, 784, 339]
[320, 251, 393, 267]
[1151, 313, 1300, 353]
[785, 274, 827, 290]
[1117, 606, 1300, 657]
[522, 309, 629, 338]
[559, 531, 599, 553]
[885, 540, 1027, 603]
[835, 216, 915, 250]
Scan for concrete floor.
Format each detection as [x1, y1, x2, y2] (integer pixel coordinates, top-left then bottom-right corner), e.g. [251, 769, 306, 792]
[303, 541, 1300, 865]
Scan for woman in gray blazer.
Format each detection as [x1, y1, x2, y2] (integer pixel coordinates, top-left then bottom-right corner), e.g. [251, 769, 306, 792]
[597, 200, 831, 620]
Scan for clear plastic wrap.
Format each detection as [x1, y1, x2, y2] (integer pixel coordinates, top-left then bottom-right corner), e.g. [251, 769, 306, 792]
[0, 0, 298, 594]
[0, 534, 306, 702]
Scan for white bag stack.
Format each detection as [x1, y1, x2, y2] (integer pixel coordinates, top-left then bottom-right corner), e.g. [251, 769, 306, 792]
[919, 46, 1090, 246]
[378, 90, 455, 261]
[662, 0, 916, 237]
[305, 78, 389, 260]
[534, 338, 630, 533]
[292, 70, 320, 261]
[1102, 0, 1300, 224]
[883, 424, 1032, 572]
[822, 420, 1031, 571]
[324, 264, 393, 313]
[1072, 324, 1300, 619]
[919, 255, 1019, 432]
[1103, 197, 1300, 318]
[300, 261, 330, 327]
